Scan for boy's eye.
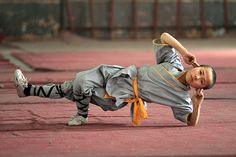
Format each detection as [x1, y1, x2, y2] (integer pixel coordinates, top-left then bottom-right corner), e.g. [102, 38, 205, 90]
[200, 70, 204, 75]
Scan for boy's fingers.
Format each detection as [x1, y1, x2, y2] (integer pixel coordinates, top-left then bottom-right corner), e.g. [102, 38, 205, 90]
[197, 89, 203, 97]
[192, 62, 200, 68]
[196, 89, 204, 97]
[199, 89, 203, 93]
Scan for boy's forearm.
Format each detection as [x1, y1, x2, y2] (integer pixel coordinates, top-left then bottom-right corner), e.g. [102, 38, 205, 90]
[160, 32, 189, 57]
[188, 96, 203, 126]
[189, 103, 201, 126]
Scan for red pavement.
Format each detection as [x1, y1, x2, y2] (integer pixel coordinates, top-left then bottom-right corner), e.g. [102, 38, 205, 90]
[1, 52, 236, 157]
[0, 55, 16, 73]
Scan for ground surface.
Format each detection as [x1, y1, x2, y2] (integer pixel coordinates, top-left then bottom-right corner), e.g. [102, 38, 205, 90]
[0, 34, 236, 157]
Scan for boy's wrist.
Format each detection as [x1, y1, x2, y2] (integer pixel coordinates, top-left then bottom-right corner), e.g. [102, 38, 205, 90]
[181, 48, 189, 56]
[192, 95, 204, 106]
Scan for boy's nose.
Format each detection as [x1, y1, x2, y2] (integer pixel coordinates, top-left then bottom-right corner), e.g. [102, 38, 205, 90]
[195, 75, 200, 80]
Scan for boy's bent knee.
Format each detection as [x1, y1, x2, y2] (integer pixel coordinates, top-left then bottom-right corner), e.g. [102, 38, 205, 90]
[61, 81, 74, 100]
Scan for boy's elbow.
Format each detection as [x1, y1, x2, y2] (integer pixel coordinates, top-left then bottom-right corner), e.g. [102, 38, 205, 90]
[186, 113, 199, 127]
[160, 32, 170, 44]
[161, 32, 170, 39]
[188, 121, 198, 127]
[161, 32, 168, 36]
[188, 123, 196, 127]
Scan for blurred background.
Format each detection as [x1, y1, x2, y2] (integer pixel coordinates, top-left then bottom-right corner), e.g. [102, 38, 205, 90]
[0, 0, 236, 42]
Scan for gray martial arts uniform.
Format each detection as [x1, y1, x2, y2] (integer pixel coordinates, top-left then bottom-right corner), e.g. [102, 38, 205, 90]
[29, 44, 192, 123]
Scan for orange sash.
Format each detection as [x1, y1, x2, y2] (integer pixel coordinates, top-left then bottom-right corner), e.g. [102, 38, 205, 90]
[104, 78, 148, 126]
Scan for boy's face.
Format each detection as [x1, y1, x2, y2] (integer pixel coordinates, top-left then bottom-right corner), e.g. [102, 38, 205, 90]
[186, 67, 213, 89]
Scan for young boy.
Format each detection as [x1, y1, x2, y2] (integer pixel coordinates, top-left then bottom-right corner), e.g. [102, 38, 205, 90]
[14, 32, 216, 126]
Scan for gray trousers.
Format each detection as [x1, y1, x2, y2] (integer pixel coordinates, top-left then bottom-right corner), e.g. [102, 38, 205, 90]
[29, 65, 131, 116]
[30, 80, 90, 117]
